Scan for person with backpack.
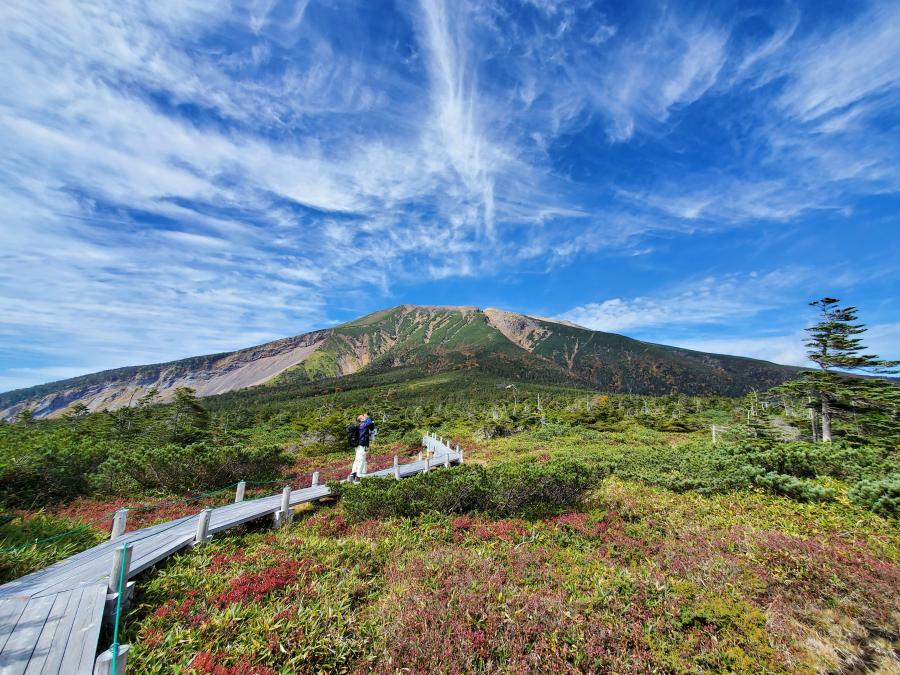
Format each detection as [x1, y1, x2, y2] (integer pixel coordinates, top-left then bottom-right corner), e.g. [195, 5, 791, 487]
[348, 413, 375, 482]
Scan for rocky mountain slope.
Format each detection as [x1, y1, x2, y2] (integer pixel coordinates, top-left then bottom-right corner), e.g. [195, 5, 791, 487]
[0, 305, 799, 419]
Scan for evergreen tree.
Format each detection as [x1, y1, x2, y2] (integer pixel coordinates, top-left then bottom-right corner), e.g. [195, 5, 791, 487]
[137, 387, 159, 409]
[775, 298, 898, 442]
[15, 408, 34, 426]
[167, 387, 210, 443]
[63, 402, 90, 421]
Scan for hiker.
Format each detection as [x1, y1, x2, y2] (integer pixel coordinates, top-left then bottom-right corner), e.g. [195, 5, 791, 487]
[348, 413, 375, 482]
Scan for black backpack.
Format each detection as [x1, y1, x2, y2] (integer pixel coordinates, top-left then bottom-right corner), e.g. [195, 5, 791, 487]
[346, 424, 360, 448]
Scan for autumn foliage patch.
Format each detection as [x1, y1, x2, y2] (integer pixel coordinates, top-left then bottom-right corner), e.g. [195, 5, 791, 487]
[212, 559, 302, 607]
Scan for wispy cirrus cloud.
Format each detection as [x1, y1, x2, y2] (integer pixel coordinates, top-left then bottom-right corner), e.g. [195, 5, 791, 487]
[624, 2, 900, 224]
[0, 0, 898, 390]
[558, 269, 814, 334]
[557, 265, 899, 366]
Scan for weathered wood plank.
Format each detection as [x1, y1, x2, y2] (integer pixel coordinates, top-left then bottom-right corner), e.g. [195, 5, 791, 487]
[129, 532, 195, 577]
[0, 597, 28, 656]
[32, 587, 84, 675]
[39, 529, 193, 599]
[56, 584, 105, 675]
[9, 545, 115, 598]
[208, 506, 280, 534]
[76, 586, 107, 675]
[289, 486, 331, 505]
[0, 520, 180, 598]
[0, 594, 55, 675]
[33, 529, 193, 598]
[22, 590, 74, 675]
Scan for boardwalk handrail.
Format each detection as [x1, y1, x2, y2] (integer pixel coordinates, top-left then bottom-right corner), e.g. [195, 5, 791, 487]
[0, 482, 248, 554]
[1, 471, 356, 555]
[0, 433, 463, 674]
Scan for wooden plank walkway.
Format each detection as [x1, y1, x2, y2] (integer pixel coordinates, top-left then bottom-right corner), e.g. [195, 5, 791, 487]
[0, 434, 460, 674]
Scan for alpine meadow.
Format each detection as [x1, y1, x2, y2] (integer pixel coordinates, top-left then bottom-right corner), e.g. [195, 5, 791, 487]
[1, 301, 898, 673]
[1, 1, 899, 674]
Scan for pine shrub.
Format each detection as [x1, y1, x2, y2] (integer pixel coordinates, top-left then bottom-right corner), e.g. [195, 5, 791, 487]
[848, 474, 900, 518]
[747, 469, 836, 502]
[331, 460, 604, 522]
[94, 442, 290, 494]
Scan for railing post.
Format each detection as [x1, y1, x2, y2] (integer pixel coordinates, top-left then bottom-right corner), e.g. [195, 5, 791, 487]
[274, 486, 293, 528]
[108, 544, 132, 595]
[110, 508, 128, 541]
[393, 455, 400, 480]
[311, 471, 320, 487]
[104, 542, 136, 619]
[457, 444, 464, 464]
[424, 455, 430, 473]
[418, 451, 423, 462]
[194, 507, 212, 546]
[94, 644, 130, 675]
[234, 481, 246, 503]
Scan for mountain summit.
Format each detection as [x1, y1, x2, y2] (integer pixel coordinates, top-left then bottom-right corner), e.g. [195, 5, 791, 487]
[0, 305, 798, 419]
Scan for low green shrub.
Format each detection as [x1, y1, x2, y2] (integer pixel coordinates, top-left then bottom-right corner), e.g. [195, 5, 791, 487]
[746, 469, 836, 502]
[94, 442, 291, 494]
[608, 440, 748, 495]
[734, 440, 890, 481]
[0, 435, 108, 508]
[848, 474, 900, 518]
[331, 460, 604, 522]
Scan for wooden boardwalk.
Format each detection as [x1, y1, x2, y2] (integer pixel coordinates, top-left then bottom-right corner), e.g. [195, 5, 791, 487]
[0, 434, 461, 674]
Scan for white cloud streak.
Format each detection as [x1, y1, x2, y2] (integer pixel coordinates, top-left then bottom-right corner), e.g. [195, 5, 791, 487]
[558, 266, 900, 366]
[627, 3, 900, 224]
[0, 0, 898, 390]
[558, 269, 811, 334]
[668, 335, 809, 367]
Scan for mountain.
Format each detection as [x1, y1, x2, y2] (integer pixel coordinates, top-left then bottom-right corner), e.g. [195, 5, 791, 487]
[0, 305, 800, 419]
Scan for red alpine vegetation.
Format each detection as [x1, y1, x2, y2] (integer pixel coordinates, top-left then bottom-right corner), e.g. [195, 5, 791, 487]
[212, 559, 302, 607]
[304, 511, 349, 537]
[189, 651, 276, 675]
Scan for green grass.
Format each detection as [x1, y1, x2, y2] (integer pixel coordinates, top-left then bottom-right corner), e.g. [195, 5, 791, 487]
[0, 512, 106, 583]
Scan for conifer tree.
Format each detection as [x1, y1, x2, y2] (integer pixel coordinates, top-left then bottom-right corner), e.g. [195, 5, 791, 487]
[167, 387, 210, 443]
[63, 402, 90, 420]
[776, 298, 898, 442]
[14, 408, 34, 425]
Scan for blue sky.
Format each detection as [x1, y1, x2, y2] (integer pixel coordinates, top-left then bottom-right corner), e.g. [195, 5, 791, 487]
[1, 0, 899, 392]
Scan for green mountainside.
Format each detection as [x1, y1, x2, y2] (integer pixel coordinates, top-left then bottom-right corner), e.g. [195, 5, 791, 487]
[274, 306, 577, 388]
[0, 305, 799, 419]
[272, 305, 797, 396]
[519, 315, 796, 395]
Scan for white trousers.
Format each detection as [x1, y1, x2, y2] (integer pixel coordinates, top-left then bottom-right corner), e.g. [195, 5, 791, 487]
[351, 445, 368, 476]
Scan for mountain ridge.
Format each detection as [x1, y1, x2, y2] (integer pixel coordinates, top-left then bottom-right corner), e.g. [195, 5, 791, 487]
[0, 305, 800, 419]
